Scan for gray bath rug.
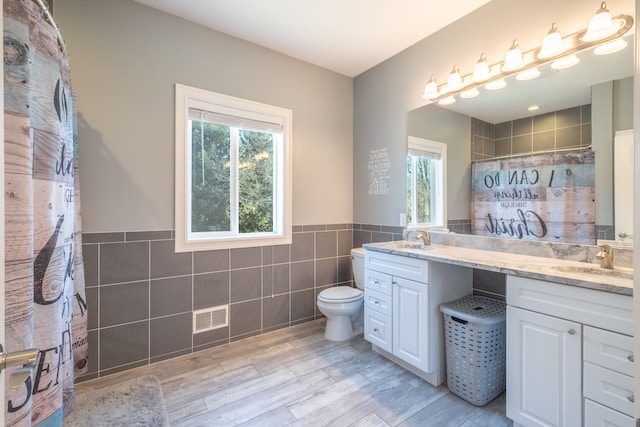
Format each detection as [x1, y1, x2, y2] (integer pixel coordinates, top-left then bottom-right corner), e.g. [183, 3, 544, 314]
[64, 375, 170, 427]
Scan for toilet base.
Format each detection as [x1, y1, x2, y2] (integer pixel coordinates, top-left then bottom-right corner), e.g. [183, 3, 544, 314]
[324, 316, 355, 341]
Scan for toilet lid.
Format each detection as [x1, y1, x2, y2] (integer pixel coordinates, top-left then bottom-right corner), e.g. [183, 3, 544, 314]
[318, 286, 363, 303]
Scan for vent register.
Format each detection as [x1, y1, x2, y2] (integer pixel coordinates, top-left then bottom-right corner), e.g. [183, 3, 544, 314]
[193, 305, 229, 334]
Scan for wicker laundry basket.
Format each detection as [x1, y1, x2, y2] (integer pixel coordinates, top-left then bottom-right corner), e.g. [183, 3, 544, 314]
[440, 295, 506, 406]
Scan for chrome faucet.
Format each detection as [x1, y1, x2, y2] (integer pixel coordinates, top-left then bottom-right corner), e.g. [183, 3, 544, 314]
[596, 244, 614, 270]
[415, 231, 431, 246]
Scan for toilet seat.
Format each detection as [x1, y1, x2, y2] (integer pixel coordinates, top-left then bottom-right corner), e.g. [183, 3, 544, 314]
[318, 286, 363, 303]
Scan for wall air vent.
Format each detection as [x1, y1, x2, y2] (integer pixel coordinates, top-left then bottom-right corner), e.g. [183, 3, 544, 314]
[193, 305, 228, 334]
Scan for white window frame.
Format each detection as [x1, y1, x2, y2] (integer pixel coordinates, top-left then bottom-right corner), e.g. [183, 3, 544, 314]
[175, 84, 292, 252]
[407, 136, 447, 229]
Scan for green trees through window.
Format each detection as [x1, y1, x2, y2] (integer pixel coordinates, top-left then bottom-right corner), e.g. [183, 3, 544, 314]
[190, 122, 274, 234]
[407, 156, 433, 225]
[406, 136, 446, 229]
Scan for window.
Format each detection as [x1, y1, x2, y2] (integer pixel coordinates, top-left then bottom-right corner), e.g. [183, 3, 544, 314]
[175, 84, 292, 251]
[407, 136, 446, 229]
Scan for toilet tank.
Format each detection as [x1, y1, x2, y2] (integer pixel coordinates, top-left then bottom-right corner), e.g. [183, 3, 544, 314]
[350, 247, 366, 290]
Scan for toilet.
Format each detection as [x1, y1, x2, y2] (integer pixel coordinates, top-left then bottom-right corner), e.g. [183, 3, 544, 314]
[316, 247, 365, 341]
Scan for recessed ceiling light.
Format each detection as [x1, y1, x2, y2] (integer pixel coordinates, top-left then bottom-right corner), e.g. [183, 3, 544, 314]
[528, 105, 540, 112]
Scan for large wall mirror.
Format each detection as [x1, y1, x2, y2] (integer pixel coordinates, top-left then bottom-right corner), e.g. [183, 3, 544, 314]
[408, 27, 633, 245]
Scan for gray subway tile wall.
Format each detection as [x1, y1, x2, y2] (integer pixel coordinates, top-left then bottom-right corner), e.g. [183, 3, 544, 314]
[80, 224, 356, 381]
[80, 222, 501, 381]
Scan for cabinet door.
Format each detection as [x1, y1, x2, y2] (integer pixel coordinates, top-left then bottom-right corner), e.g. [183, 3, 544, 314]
[393, 277, 429, 372]
[506, 306, 581, 427]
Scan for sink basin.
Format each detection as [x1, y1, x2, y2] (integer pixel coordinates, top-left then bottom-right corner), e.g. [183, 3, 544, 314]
[552, 265, 634, 280]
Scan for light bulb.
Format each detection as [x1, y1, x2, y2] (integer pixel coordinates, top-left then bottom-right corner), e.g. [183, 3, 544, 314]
[539, 23, 565, 59]
[422, 76, 439, 99]
[485, 79, 506, 90]
[438, 96, 456, 105]
[551, 55, 579, 70]
[472, 54, 490, 82]
[516, 68, 540, 81]
[502, 40, 524, 72]
[447, 66, 462, 91]
[460, 88, 480, 99]
[583, 2, 615, 41]
[594, 38, 627, 55]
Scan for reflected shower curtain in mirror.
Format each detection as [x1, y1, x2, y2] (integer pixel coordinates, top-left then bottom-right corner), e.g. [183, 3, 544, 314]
[4, 0, 89, 425]
[471, 150, 596, 244]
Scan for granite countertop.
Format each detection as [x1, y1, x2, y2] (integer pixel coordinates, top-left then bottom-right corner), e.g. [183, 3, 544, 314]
[363, 241, 634, 296]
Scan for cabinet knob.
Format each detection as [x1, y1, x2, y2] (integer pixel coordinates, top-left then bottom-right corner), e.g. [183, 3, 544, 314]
[628, 354, 634, 363]
[567, 329, 576, 335]
[627, 394, 634, 403]
[373, 328, 379, 333]
[373, 300, 380, 305]
[373, 280, 380, 285]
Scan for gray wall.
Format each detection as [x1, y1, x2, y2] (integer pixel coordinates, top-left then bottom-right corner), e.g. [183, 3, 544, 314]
[407, 106, 471, 221]
[56, 0, 354, 233]
[353, 0, 635, 227]
[614, 76, 634, 130]
[54, 0, 356, 379]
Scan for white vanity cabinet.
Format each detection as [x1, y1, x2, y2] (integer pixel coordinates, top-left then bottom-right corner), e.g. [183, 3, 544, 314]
[364, 250, 471, 386]
[506, 276, 634, 427]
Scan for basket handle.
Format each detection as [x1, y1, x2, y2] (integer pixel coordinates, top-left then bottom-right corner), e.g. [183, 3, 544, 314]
[451, 316, 468, 324]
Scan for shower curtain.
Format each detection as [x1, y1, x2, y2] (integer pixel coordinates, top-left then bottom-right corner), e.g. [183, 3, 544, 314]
[471, 150, 596, 244]
[4, 0, 88, 425]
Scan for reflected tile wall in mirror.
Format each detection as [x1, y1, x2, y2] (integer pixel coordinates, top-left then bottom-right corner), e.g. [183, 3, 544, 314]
[472, 104, 592, 161]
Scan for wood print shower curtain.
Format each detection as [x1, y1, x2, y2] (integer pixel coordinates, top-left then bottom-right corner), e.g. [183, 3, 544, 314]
[4, 0, 88, 425]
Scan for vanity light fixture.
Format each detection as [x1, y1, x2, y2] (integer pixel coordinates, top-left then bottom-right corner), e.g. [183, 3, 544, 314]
[460, 87, 480, 99]
[447, 66, 463, 91]
[594, 38, 627, 55]
[438, 96, 456, 105]
[538, 23, 565, 58]
[582, 2, 616, 42]
[485, 79, 506, 90]
[472, 54, 491, 82]
[422, 75, 439, 99]
[420, 2, 632, 104]
[502, 40, 524, 72]
[516, 67, 541, 81]
[551, 54, 579, 70]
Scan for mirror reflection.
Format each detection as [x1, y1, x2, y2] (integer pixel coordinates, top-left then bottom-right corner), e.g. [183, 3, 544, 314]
[408, 33, 633, 244]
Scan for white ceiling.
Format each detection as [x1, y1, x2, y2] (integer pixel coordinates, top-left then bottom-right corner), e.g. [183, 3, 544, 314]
[131, 0, 492, 77]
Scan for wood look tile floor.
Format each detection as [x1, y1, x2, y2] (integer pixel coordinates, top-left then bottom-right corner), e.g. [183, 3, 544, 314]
[74, 320, 512, 426]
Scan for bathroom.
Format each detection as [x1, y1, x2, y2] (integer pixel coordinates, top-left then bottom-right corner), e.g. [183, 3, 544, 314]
[23, 0, 638, 424]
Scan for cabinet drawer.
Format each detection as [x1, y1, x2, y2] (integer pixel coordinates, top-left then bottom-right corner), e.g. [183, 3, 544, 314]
[507, 275, 633, 335]
[365, 270, 393, 295]
[365, 251, 428, 283]
[364, 289, 392, 317]
[364, 310, 392, 353]
[584, 326, 634, 377]
[584, 399, 634, 427]
[583, 362, 634, 417]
